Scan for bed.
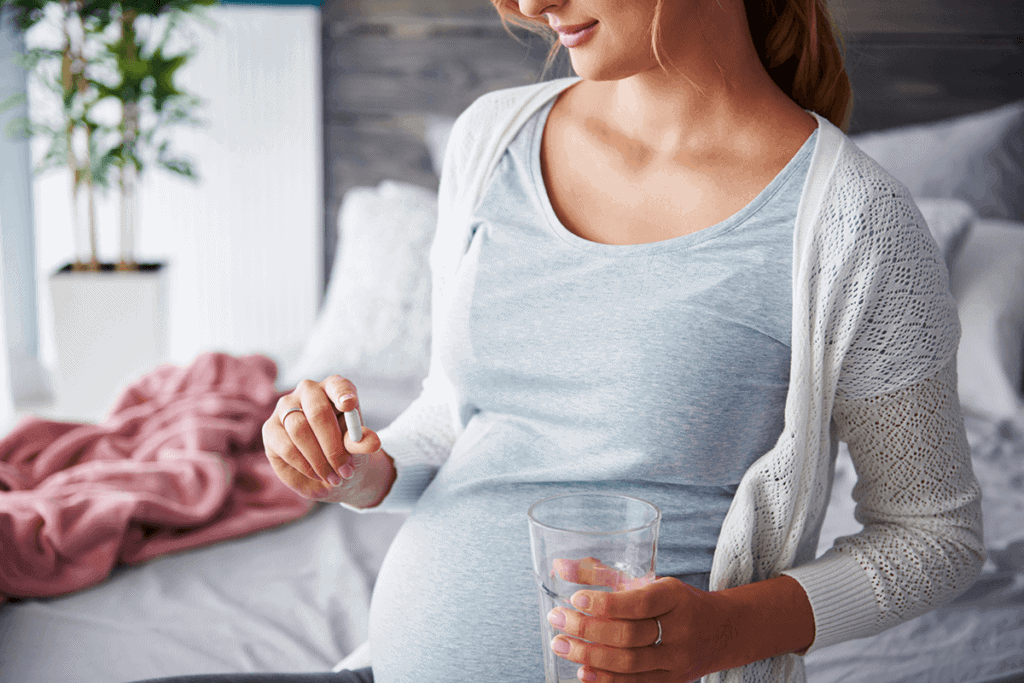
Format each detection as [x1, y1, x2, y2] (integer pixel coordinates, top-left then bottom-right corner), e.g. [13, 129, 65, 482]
[2, 0, 1023, 680]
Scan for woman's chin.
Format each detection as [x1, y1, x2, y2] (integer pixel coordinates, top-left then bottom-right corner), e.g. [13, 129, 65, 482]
[567, 53, 667, 84]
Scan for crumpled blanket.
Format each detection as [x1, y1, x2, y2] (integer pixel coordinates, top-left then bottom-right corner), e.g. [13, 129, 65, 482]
[0, 352, 314, 601]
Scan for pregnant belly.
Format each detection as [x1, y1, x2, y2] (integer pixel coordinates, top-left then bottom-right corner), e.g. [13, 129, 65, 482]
[367, 488, 549, 683]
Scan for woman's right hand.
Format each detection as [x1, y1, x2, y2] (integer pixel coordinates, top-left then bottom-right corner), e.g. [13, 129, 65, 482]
[262, 376, 395, 507]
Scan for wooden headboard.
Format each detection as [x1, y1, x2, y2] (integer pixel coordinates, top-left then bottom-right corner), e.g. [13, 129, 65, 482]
[319, 0, 1024, 291]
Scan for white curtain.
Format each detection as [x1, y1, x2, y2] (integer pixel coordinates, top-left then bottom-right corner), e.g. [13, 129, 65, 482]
[0, 7, 46, 429]
[0, 220, 15, 433]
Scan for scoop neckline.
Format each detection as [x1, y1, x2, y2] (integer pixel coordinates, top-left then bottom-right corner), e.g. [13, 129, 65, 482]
[529, 93, 820, 255]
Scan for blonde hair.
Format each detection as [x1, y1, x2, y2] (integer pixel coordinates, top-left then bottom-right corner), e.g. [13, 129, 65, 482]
[490, 0, 854, 133]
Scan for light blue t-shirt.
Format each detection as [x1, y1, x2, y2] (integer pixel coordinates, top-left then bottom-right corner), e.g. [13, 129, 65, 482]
[368, 95, 817, 683]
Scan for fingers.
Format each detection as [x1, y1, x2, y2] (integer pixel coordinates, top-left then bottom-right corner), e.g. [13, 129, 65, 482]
[264, 447, 329, 499]
[287, 380, 347, 485]
[554, 557, 640, 590]
[547, 580, 707, 683]
[571, 666, 678, 683]
[571, 577, 681, 620]
[550, 634, 663, 676]
[322, 375, 359, 413]
[345, 425, 381, 456]
[263, 404, 320, 483]
[263, 376, 376, 489]
[545, 578, 676, 679]
[548, 608, 661, 649]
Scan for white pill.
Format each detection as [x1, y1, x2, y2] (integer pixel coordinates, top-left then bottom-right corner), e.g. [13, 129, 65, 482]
[344, 409, 363, 442]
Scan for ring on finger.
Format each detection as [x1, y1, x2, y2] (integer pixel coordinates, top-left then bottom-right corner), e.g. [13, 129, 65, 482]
[653, 617, 662, 646]
[281, 407, 305, 425]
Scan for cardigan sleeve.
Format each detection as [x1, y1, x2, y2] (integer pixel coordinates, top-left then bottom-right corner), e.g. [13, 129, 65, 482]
[361, 387, 458, 512]
[782, 336, 986, 652]
[780, 153, 986, 652]
[342, 100, 486, 513]
[338, 304, 459, 513]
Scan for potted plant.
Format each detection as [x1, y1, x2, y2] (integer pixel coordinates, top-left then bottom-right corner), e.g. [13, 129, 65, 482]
[0, 0, 214, 419]
[1, 0, 214, 269]
[96, 0, 216, 270]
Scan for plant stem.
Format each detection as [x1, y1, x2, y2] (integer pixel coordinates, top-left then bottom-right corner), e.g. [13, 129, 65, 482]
[62, 0, 99, 268]
[117, 161, 138, 270]
[119, 8, 139, 268]
[61, 5, 83, 269]
[86, 152, 98, 270]
[75, 16, 98, 269]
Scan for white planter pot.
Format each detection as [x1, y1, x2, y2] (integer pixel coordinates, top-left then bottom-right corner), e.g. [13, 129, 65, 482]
[48, 263, 168, 422]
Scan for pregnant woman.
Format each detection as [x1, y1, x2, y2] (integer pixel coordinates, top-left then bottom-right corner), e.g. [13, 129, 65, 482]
[139, 0, 984, 680]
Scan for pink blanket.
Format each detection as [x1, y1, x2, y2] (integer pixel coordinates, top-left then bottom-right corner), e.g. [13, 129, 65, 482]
[0, 352, 314, 601]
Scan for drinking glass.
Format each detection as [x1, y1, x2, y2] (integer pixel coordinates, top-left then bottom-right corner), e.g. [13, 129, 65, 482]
[528, 492, 661, 683]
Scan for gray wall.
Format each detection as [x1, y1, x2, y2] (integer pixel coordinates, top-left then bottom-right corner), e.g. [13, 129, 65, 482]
[319, 0, 563, 287]
[317, 0, 1023, 292]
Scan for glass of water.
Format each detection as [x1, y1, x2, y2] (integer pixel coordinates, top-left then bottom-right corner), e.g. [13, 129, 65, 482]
[528, 492, 661, 683]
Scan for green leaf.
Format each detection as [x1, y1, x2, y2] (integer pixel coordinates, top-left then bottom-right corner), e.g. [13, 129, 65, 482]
[158, 156, 196, 179]
[3, 115, 32, 140]
[145, 46, 190, 107]
[35, 138, 70, 175]
[128, 148, 144, 173]
[0, 92, 27, 116]
[92, 150, 120, 191]
[91, 80, 122, 101]
[0, 0, 51, 33]
[2, 0, 212, 189]
[11, 48, 62, 72]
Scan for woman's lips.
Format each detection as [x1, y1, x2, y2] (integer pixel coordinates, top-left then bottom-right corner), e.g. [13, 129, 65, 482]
[554, 20, 597, 34]
[558, 21, 598, 48]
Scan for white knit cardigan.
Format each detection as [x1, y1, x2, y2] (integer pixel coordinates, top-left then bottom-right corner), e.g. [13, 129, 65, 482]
[369, 77, 986, 683]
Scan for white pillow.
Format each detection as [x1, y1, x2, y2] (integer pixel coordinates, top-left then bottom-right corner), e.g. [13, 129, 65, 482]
[947, 217, 1024, 423]
[280, 180, 436, 393]
[914, 197, 975, 268]
[850, 101, 1024, 222]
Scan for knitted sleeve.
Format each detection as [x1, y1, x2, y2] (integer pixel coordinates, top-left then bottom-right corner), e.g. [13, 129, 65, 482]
[780, 145, 985, 652]
[783, 357, 986, 651]
[829, 358, 985, 630]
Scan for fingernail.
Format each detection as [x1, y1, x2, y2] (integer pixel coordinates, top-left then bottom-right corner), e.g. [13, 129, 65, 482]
[551, 637, 570, 655]
[327, 472, 342, 486]
[547, 609, 566, 628]
[339, 463, 354, 479]
[578, 669, 597, 682]
[337, 393, 356, 406]
[571, 593, 591, 610]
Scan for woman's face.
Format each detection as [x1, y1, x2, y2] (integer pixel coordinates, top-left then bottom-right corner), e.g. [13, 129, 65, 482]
[517, 0, 696, 82]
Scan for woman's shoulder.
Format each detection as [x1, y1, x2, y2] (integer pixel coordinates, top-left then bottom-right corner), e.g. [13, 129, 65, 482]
[448, 78, 581, 152]
[829, 134, 926, 215]
[810, 133, 960, 398]
[814, 135, 939, 255]
[466, 76, 581, 115]
[438, 78, 581, 208]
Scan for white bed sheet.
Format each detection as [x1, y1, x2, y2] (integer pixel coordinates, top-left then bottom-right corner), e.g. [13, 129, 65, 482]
[0, 503, 406, 683]
[803, 415, 1024, 682]
[3, 403, 1023, 683]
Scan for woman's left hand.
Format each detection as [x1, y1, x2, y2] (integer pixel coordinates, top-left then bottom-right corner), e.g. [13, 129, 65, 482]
[547, 566, 738, 683]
